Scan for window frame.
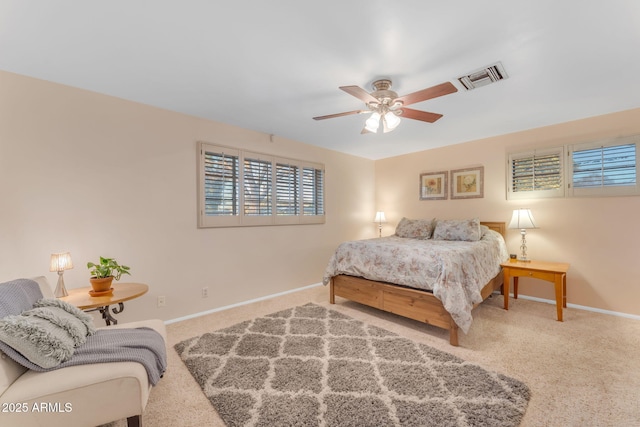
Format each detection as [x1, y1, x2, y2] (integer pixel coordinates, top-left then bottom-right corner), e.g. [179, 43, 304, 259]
[198, 142, 325, 228]
[199, 146, 241, 227]
[301, 162, 325, 221]
[242, 152, 274, 226]
[274, 160, 300, 223]
[507, 135, 639, 200]
[567, 135, 638, 198]
[506, 146, 565, 200]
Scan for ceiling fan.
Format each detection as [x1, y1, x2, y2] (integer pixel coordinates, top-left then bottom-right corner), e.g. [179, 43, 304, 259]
[313, 79, 458, 134]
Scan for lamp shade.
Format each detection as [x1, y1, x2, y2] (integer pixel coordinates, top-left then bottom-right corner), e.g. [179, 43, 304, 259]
[50, 252, 73, 272]
[384, 111, 401, 130]
[508, 209, 538, 230]
[374, 211, 387, 223]
[365, 112, 381, 133]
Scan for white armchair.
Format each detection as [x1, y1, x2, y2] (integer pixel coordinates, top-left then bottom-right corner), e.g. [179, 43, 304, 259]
[0, 276, 166, 427]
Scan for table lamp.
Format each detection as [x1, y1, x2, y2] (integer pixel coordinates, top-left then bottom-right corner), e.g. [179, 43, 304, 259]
[50, 252, 73, 297]
[374, 211, 387, 238]
[508, 209, 538, 262]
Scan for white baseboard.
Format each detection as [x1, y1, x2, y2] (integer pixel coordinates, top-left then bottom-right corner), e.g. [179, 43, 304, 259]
[166, 284, 640, 325]
[165, 282, 324, 325]
[500, 292, 640, 321]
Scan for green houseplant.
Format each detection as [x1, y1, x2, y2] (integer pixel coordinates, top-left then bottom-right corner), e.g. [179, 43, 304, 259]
[87, 256, 131, 294]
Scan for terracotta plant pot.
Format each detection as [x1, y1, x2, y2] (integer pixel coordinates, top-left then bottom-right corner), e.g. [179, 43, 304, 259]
[90, 276, 114, 293]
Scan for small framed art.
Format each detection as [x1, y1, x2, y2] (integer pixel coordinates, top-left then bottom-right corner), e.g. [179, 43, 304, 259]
[420, 171, 448, 200]
[450, 166, 484, 199]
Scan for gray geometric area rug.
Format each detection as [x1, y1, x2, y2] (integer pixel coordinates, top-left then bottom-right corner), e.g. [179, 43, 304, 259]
[174, 303, 530, 427]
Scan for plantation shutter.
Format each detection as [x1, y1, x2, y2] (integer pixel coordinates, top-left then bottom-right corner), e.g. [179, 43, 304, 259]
[302, 166, 325, 216]
[276, 163, 299, 216]
[243, 157, 272, 216]
[572, 144, 636, 188]
[203, 151, 239, 216]
[507, 148, 564, 199]
[568, 136, 638, 197]
[198, 142, 325, 227]
[512, 153, 562, 192]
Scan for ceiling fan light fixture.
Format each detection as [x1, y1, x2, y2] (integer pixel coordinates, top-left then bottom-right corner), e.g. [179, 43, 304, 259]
[384, 111, 401, 130]
[314, 79, 457, 133]
[365, 112, 381, 133]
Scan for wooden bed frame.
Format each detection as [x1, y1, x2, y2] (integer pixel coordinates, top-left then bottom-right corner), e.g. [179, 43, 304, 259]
[329, 221, 506, 346]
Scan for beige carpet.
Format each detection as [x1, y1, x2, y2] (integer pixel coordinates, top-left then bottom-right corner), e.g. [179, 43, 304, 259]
[137, 285, 639, 427]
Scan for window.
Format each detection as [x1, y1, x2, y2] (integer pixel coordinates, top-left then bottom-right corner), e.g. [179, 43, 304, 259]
[507, 135, 639, 200]
[198, 142, 325, 227]
[275, 163, 299, 216]
[507, 147, 564, 199]
[302, 166, 325, 216]
[568, 136, 638, 197]
[202, 148, 239, 224]
[243, 156, 272, 216]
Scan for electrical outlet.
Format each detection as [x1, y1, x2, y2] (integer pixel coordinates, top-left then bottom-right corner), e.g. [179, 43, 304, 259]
[202, 287, 209, 298]
[157, 296, 166, 307]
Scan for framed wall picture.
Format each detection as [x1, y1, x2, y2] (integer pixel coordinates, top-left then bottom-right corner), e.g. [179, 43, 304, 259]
[450, 166, 484, 199]
[420, 171, 448, 200]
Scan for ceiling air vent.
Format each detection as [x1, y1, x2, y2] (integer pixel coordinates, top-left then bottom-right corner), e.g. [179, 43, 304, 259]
[458, 62, 508, 90]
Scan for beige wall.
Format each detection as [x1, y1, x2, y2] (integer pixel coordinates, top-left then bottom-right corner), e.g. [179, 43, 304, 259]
[0, 70, 375, 323]
[2, 69, 638, 322]
[375, 108, 640, 316]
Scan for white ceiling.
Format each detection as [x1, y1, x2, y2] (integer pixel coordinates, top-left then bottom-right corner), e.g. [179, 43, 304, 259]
[2, 1, 640, 160]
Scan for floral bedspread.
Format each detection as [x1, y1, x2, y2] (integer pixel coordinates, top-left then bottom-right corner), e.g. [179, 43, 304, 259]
[322, 230, 509, 333]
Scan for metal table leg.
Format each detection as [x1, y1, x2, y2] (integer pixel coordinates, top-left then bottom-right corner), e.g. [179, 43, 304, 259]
[97, 302, 125, 326]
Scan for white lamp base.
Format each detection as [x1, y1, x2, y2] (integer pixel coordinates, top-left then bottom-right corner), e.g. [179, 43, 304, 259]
[54, 271, 69, 298]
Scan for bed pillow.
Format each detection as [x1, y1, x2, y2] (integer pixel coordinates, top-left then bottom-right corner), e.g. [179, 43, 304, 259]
[0, 299, 96, 369]
[395, 217, 435, 239]
[432, 218, 482, 241]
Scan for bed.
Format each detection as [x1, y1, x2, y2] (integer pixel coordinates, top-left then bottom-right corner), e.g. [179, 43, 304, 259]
[323, 220, 508, 346]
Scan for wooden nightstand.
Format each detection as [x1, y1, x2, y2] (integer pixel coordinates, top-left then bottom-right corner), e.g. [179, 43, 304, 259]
[501, 260, 570, 321]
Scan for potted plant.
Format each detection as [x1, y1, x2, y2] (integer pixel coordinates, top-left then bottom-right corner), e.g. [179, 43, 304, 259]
[86, 256, 131, 294]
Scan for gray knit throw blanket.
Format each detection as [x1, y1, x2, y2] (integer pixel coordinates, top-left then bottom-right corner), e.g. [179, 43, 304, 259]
[0, 279, 166, 385]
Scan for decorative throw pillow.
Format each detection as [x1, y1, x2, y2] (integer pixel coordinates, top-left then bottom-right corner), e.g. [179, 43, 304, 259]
[0, 299, 96, 369]
[432, 218, 482, 241]
[395, 217, 435, 239]
[33, 298, 96, 338]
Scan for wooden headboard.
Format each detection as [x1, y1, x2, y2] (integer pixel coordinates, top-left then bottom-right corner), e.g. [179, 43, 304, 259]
[480, 221, 506, 237]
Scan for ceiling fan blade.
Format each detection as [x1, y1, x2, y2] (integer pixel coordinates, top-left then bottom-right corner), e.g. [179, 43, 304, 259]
[399, 107, 443, 123]
[395, 82, 458, 106]
[339, 85, 380, 105]
[313, 110, 367, 120]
